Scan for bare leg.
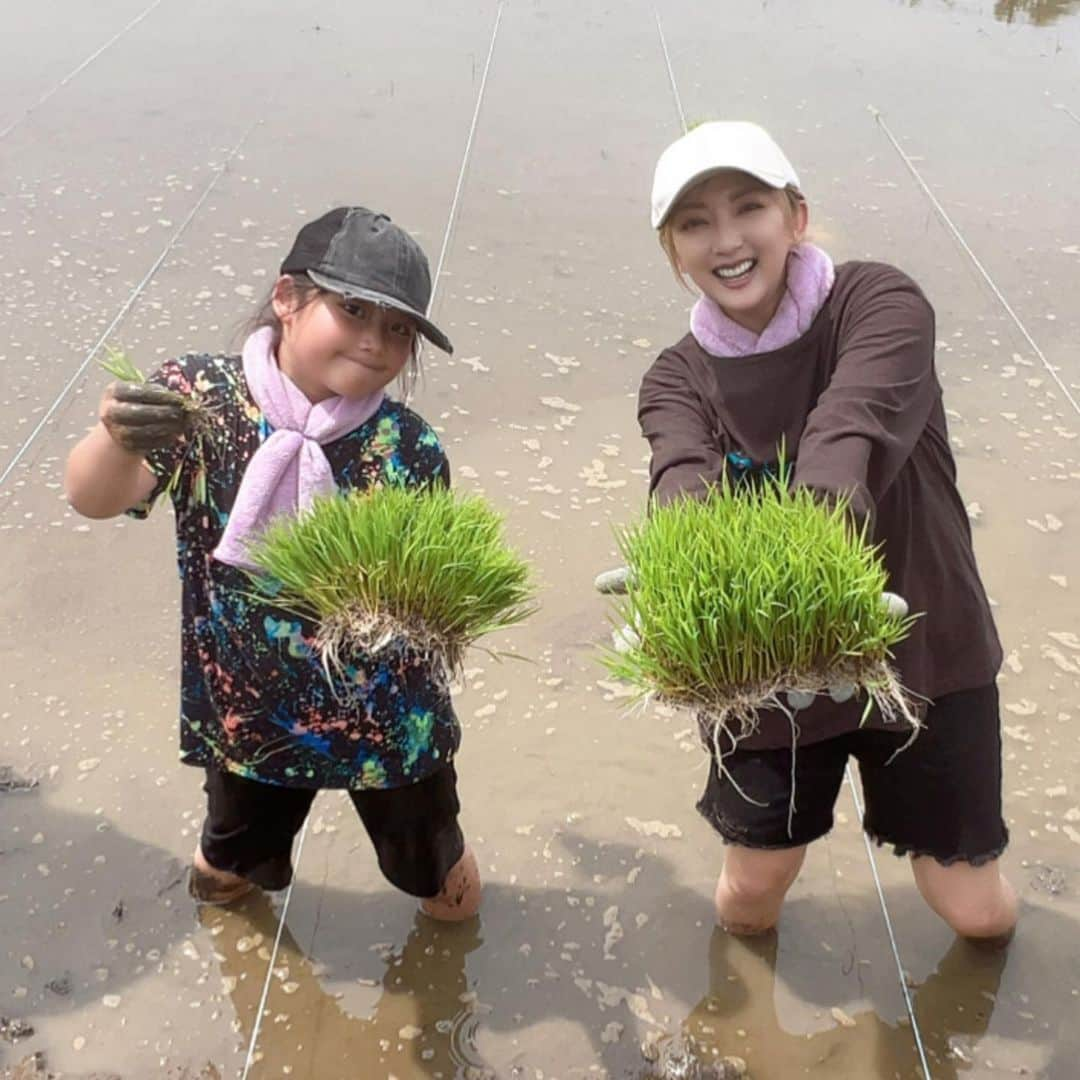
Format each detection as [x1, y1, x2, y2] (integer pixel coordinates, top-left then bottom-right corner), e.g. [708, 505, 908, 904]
[421, 846, 482, 922]
[714, 844, 807, 935]
[911, 855, 1018, 946]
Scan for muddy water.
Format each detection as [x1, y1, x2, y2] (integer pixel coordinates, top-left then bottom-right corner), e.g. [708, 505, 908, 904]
[3, 0, 1079, 1077]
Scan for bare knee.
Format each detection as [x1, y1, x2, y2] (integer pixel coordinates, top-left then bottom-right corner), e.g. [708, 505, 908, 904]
[912, 856, 1018, 942]
[946, 904, 1016, 942]
[723, 849, 803, 901]
[716, 846, 806, 933]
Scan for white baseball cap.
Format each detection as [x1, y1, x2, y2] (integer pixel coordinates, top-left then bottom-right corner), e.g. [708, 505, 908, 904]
[651, 121, 801, 229]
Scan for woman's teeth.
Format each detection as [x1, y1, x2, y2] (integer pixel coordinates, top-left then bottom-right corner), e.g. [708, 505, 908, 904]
[713, 258, 756, 280]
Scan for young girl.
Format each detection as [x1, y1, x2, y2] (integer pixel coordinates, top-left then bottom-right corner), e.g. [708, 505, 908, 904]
[64, 207, 481, 920]
[638, 122, 1017, 943]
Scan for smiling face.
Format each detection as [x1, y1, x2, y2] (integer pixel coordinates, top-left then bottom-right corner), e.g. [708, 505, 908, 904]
[272, 277, 418, 403]
[666, 170, 808, 335]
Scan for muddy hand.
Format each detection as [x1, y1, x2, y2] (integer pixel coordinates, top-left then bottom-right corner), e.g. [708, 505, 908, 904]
[101, 382, 190, 453]
[785, 592, 909, 712]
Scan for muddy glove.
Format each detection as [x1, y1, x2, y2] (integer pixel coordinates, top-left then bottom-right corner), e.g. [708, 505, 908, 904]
[785, 592, 909, 711]
[101, 382, 190, 453]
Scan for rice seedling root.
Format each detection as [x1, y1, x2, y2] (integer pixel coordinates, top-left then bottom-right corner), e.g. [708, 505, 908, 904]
[316, 608, 467, 687]
[684, 658, 921, 751]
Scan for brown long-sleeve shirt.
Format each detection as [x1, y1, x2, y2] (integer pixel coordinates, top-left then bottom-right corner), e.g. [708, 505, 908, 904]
[638, 261, 1002, 748]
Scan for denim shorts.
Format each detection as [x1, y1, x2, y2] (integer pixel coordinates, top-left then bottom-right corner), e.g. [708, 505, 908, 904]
[697, 684, 1009, 866]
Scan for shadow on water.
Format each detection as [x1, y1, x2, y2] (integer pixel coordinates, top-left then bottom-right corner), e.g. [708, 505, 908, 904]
[203, 832, 1080, 1079]
[682, 928, 1016, 1079]
[206, 894, 485, 1078]
[3, 782, 1079, 1078]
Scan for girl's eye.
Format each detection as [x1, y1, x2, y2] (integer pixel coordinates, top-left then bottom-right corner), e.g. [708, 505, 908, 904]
[737, 202, 765, 215]
[676, 216, 707, 231]
[390, 321, 415, 340]
[342, 300, 369, 319]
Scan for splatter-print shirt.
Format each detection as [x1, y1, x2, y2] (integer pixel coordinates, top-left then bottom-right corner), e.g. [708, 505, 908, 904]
[129, 352, 460, 789]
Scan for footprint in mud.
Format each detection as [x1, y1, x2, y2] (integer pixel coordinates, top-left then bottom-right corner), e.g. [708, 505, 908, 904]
[0, 1055, 52, 1080]
[0, 1051, 218, 1080]
[0, 765, 39, 793]
[637, 1031, 748, 1079]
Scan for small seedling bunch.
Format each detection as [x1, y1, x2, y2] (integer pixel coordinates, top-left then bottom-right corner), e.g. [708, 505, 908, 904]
[99, 346, 209, 503]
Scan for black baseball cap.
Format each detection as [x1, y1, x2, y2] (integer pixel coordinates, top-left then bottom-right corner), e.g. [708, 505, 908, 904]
[281, 207, 453, 354]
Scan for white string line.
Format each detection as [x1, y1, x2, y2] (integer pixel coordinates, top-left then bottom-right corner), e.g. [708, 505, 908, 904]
[651, 11, 932, 1071]
[845, 766, 933, 1080]
[239, 818, 309, 1080]
[654, 9, 687, 134]
[239, 7, 505, 1074]
[0, 0, 166, 141]
[1054, 102, 1080, 126]
[870, 105, 1080, 420]
[0, 120, 258, 492]
[429, 2, 506, 302]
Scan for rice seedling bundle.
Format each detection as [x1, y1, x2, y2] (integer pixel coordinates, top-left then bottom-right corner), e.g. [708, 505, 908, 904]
[247, 485, 537, 679]
[603, 474, 919, 749]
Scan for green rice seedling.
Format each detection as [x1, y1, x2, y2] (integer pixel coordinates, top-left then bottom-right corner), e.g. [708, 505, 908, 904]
[100, 347, 204, 422]
[100, 346, 147, 385]
[247, 485, 538, 680]
[602, 469, 920, 755]
[98, 346, 209, 504]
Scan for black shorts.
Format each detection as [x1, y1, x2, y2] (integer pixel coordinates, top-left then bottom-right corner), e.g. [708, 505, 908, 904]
[199, 764, 465, 898]
[697, 684, 1009, 866]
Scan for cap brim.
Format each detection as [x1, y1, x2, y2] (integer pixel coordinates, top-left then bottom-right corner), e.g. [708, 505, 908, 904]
[307, 270, 454, 355]
[653, 166, 791, 229]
